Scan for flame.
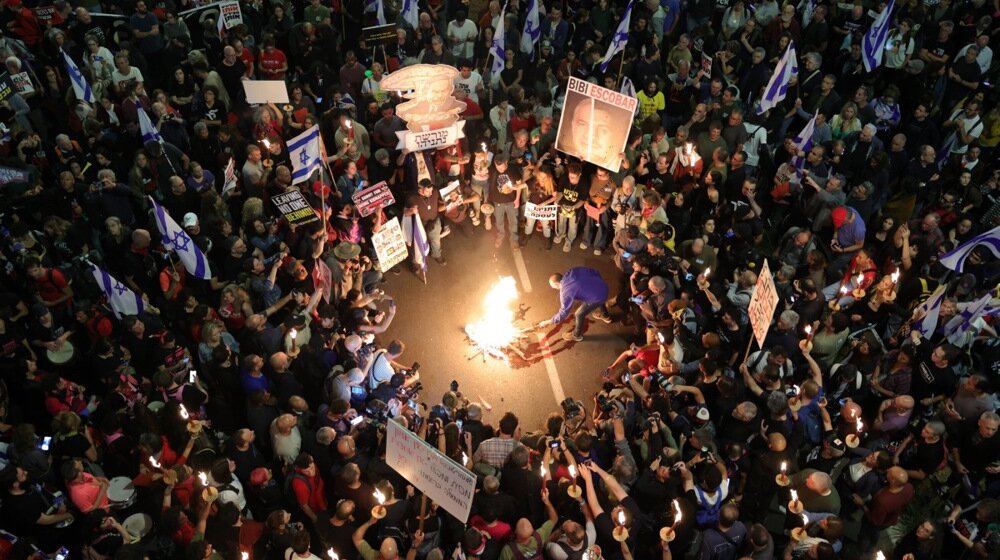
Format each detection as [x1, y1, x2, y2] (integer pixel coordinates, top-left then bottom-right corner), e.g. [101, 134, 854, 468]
[617, 510, 626, 526]
[198, 472, 209, 486]
[801, 513, 809, 526]
[465, 277, 521, 363]
[328, 549, 339, 560]
[685, 143, 693, 157]
[242, 553, 249, 560]
[875, 552, 885, 560]
[481, 142, 487, 152]
[856, 273, 865, 286]
[780, 461, 787, 474]
[839, 285, 849, 295]
[804, 325, 812, 336]
[462, 452, 469, 465]
[702, 267, 711, 277]
[345, 119, 353, 129]
[289, 328, 298, 340]
[672, 499, 682, 523]
[890, 271, 900, 283]
[568, 464, 577, 478]
[790, 489, 799, 502]
[261, 139, 271, 151]
[856, 417, 864, 432]
[179, 404, 189, 420]
[149, 456, 161, 469]
[540, 465, 547, 478]
[373, 488, 386, 505]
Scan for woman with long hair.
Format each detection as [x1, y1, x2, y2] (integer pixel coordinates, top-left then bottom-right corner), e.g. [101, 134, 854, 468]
[522, 164, 561, 249]
[831, 102, 863, 140]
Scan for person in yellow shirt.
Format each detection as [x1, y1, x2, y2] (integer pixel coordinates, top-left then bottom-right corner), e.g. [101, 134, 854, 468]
[637, 80, 666, 123]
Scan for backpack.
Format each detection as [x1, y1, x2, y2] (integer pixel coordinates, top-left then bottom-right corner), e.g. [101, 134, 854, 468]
[695, 484, 724, 528]
[283, 472, 313, 519]
[555, 533, 591, 560]
[505, 531, 544, 560]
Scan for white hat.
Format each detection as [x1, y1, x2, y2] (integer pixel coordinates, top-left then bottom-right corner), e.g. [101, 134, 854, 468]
[182, 212, 198, 228]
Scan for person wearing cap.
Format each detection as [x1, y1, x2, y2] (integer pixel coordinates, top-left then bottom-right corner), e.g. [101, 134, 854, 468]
[536, 266, 612, 342]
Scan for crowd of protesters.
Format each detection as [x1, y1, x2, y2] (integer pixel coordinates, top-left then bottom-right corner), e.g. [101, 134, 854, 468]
[0, 0, 999, 560]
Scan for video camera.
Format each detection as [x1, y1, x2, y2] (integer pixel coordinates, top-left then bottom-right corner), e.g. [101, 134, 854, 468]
[560, 397, 583, 419]
[650, 371, 674, 392]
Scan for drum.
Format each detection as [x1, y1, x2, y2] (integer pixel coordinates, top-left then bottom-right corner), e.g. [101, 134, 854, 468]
[107, 477, 136, 509]
[122, 513, 152, 539]
[46, 341, 75, 365]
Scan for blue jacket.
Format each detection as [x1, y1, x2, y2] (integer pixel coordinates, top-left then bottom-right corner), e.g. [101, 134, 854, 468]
[551, 267, 609, 323]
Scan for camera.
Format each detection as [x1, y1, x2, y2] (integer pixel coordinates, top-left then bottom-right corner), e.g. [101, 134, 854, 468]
[560, 397, 583, 419]
[597, 394, 624, 418]
[549, 439, 561, 449]
[365, 399, 391, 426]
[651, 371, 673, 392]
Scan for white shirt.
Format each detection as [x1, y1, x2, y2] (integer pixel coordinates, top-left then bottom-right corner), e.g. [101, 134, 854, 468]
[454, 71, 484, 103]
[743, 123, 768, 167]
[447, 19, 478, 59]
[947, 107, 984, 154]
[111, 66, 144, 87]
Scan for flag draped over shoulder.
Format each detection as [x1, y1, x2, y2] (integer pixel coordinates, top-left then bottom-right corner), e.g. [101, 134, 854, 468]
[862, 0, 896, 72]
[150, 197, 212, 279]
[939, 224, 1000, 272]
[599, 0, 635, 72]
[756, 41, 797, 114]
[944, 293, 993, 344]
[91, 264, 144, 318]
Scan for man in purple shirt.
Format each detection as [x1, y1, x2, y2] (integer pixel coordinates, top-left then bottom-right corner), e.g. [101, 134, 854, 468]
[829, 205, 866, 276]
[536, 267, 612, 342]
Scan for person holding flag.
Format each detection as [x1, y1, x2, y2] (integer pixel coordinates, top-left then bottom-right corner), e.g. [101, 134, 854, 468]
[598, 0, 635, 77]
[520, 0, 540, 59]
[149, 196, 213, 281]
[756, 41, 798, 114]
[488, 2, 507, 88]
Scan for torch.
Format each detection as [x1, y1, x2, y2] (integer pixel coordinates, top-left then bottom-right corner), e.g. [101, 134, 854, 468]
[345, 118, 355, 142]
[697, 267, 711, 290]
[846, 417, 863, 448]
[288, 328, 299, 357]
[886, 270, 900, 301]
[148, 456, 162, 470]
[775, 461, 790, 486]
[242, 552, 249, 560]
[567, 464, 582, 499]
[372, 488, 387, 519]
[613, 509, 629, 542]
[788, 385, 802, 411]
[659, 499, 682, 542]
[261, 137, 272, 166]
[800, 325, 814, 353]
[790, 513, 809, 541]
[852, 272, 866, 299]
[327, 549, 339, 560]
[199, 471, 218, 502]
[830, 285, 850, 310]
[181, 404, 203, 434]
[788, 488, 803, 513]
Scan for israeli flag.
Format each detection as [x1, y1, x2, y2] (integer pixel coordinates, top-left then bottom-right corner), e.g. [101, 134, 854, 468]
[791, 112, 818, 169]
[287, 125, 323, 185]
[400, 0, 418, 30]
[403, 215, 429, 273]
[799, 0, 816, 27]
[150, 197, 212, 279]
[521, 0, 541, 58]
[489, 3, 508, 82]
[365, 0, 387, 25]
[911, 283, 946, 338]
[61, 50, 95, 103]
[756, 41, 797, 115]
[599, 0, 635, 72]
[620, 76, 639, 116]
[944, 292, 992, 344]
[862, 0, 895, 73]
[939, 224, 1000, 272]
[91, 264, 144, 318]
[136, 104, 163, 145]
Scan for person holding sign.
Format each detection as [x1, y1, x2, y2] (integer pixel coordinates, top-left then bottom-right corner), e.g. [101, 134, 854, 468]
[521, 164, 561, 250]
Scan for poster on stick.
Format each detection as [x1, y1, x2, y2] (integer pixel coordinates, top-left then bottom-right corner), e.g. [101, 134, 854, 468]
[363, 23, 398, 47]
[219, 0, 243, 28]
[243, 81, 289, 104]
[371, 217, 408, 271]
[386, 419, 476, 523]
[352, 181, 395, 217]
[555, 76, 638, 173]
[271, 191, 318, 226]
[524, 203, 558, 221]
[747, 259, 778, 349]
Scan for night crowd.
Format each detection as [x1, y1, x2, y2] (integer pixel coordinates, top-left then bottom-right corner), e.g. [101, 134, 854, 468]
[0, 0, 999, 560]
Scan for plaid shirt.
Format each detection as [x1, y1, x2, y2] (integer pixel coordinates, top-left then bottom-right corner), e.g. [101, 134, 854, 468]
[473, 436, 518, 469]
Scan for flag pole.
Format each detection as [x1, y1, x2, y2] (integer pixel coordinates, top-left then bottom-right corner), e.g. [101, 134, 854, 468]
[616, 53, 625, 89]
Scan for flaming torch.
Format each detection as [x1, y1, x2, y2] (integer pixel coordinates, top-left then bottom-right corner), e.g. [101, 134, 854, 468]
[791, 513, 809, 541]
[288, 328, 299, 357]
[199, 471, 218, 502]
[660, 499, 682, 542]
[852, 272, 867, 299]
[327, 549, 339, 560]
[846, 417, 863, 448]
[788, 488, 803, 513]
[372, 488, 387, 519]
[776, 461, 790, 486]
[613, 509, 629, 541]
[567, 464, 582, 499]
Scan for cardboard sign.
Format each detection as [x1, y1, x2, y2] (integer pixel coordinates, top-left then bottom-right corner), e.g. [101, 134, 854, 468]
[222, 157, 237, 195]
[271, 190, 318, 226]
[0, 73, 16, 103]
[242, 80, 290, 104]
[363, 23, 398, 47]
[395, 120, 466, 152]
[747, 259, 779, 349]
[386, 419, 476, 523]
[524, 202, 558, 221]
[219, 0, 243, 29]
[33, 5, 61, 24]
[371, 217, 409, 271]
[0, 165, 31, 186]
[555, 76, 638, 173]
[352, 181, 395, 217]
[11, 73, 33, 95]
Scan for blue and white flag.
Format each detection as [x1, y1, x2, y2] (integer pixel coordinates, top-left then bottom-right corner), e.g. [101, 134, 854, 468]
[756, 41, 797, 114]
[599, 0, 635, 72]
[791, 112, 818, 169]
[91, 264, 144, 318]
[136, 104, 163, 145]
[365, 0, 387, 25]
[61, 50, 95, 103]
[620, 76, 639, 116]
[287, 125, 323, 185]
[521, 0, 541, 58]
[939, 224, 1000, 272]
[400, 0, 418, 30]
[911, 283, 947, 337]
[489, 3, 508, 82]
[944, 292, 992, 344]
[799, 0, 816, 27]
[402, 215, 429, 274]
[862, 0, 895, 72]
[150, 197, 212, 279]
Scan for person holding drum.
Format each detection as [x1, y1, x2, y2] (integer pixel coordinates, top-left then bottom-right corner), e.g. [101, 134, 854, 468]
[26, 304, 77, 371]
[62, 459, 111, 513]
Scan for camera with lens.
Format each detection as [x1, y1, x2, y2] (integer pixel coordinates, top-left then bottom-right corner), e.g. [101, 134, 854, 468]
[641, 411, 661, 431]
[560, 397, 583, 419]
[663, 257, 681, 273]
[597, 394, 625, 418]
[364, 399, 391, 427]
[651, 371, 674, 392]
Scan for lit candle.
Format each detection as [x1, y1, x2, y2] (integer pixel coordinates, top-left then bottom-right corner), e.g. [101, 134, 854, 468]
[328, 549, 339, 560]
[198, 472, 209, 486]
[289, 328, 298, 353]
[372, 488, 387, 518]
[242, 553, 249, 560]
[788, 488, 802, 512]
[262, 138, 271, 151]
[890, 270, 900, 284]
[776, 461, 789, 486]
[567, 464, 581, 498]
[149, 456, 161, 469]
[702, 267, 711, 278]
[613, 509, 629, 541]
[804, 326, 814, 343]
[875, 552, 885, 560]
[660, 499, 681, 542]
[481, 142, 488, 153]
[462, 452, 469, 466]
[846, 418, 863, 448]
[179, 404, 190, 420]
[791, 513, 809, 541]
[540, 464, 547, 478]
[345, 118, 355, 141]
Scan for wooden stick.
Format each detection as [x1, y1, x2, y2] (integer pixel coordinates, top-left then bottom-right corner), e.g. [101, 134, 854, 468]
[417, 494, 428, 533]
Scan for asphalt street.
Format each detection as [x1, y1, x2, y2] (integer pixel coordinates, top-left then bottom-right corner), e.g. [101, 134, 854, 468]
[374, 222, 631, 431]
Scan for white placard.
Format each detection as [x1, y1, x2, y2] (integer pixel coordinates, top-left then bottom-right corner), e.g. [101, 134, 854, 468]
[219, 0, 242, 28]
[11, 72, 33, 94]
[372, 217, 409, 272]
[524, 203, 558, 221]
[395, 120, 466, 152]
[386, 419, 476, 523]
[747, 259, 778, 349]
[242, 80, 289, 104]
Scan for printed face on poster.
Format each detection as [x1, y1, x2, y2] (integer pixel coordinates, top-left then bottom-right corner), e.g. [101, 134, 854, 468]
[352, 181, 396, 217]
[555, 76, 638, 173]
[372, 218, 409, 272]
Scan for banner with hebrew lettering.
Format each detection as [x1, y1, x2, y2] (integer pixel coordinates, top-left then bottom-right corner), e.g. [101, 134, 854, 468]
[395, 120, 466, 152]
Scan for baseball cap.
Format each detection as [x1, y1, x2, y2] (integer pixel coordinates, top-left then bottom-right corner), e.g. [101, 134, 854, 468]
[249, 467, 270, 487]
[831, 207, 848, 229]
[182, 212, 199, 228]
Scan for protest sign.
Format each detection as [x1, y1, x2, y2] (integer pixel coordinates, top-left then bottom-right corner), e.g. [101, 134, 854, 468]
[271, 191, 318, 226]
[0, 165, 31, 186]
[219, 0, 242, 29]
[352, 181, 395, 217]
[0, 73, 16, 103]
[33, 5, 61, 25]
[386, 419, 476, 523]
[11, 73, 33, 95]
[371, 217, 409, 271]
[221, 158, 237, 196]
[363, 23, 398, 47]
[747, 259, 778, 349]
[525, 203, 558, 221]
[243, 81, 289, 104]
[555, 76, 638, 173]
[583, 203, 603, 221]
[395, 121, 466, 152]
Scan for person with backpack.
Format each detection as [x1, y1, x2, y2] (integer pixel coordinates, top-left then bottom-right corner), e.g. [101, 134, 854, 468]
[498, 486, 557, 560]
[677, 457, 730, 529]
[285, 452, 327, 526]
[544, 507, 596, 560]
[699, 503, 748, 560]
[23, 255, 74, 318]
[351, 511, 424, 560]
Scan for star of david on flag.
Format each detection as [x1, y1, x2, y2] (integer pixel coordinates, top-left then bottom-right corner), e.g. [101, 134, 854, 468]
[150, 197, 212, 279]
[90, 263, 144, 318]
[287, 125, 323, 185]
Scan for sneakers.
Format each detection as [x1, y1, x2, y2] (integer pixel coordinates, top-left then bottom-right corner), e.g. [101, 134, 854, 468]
[435, 256, 447, 266]
[472, 215, 481, 226]
[441, 225, 451, 238]
[553, 234, 565, 244]
[591, 312, 613, 324]
[579, 242, 590, 250]
[562, 332, 584, 342]
[593, 248, 603, 256]
[563, 241, 572, 252]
